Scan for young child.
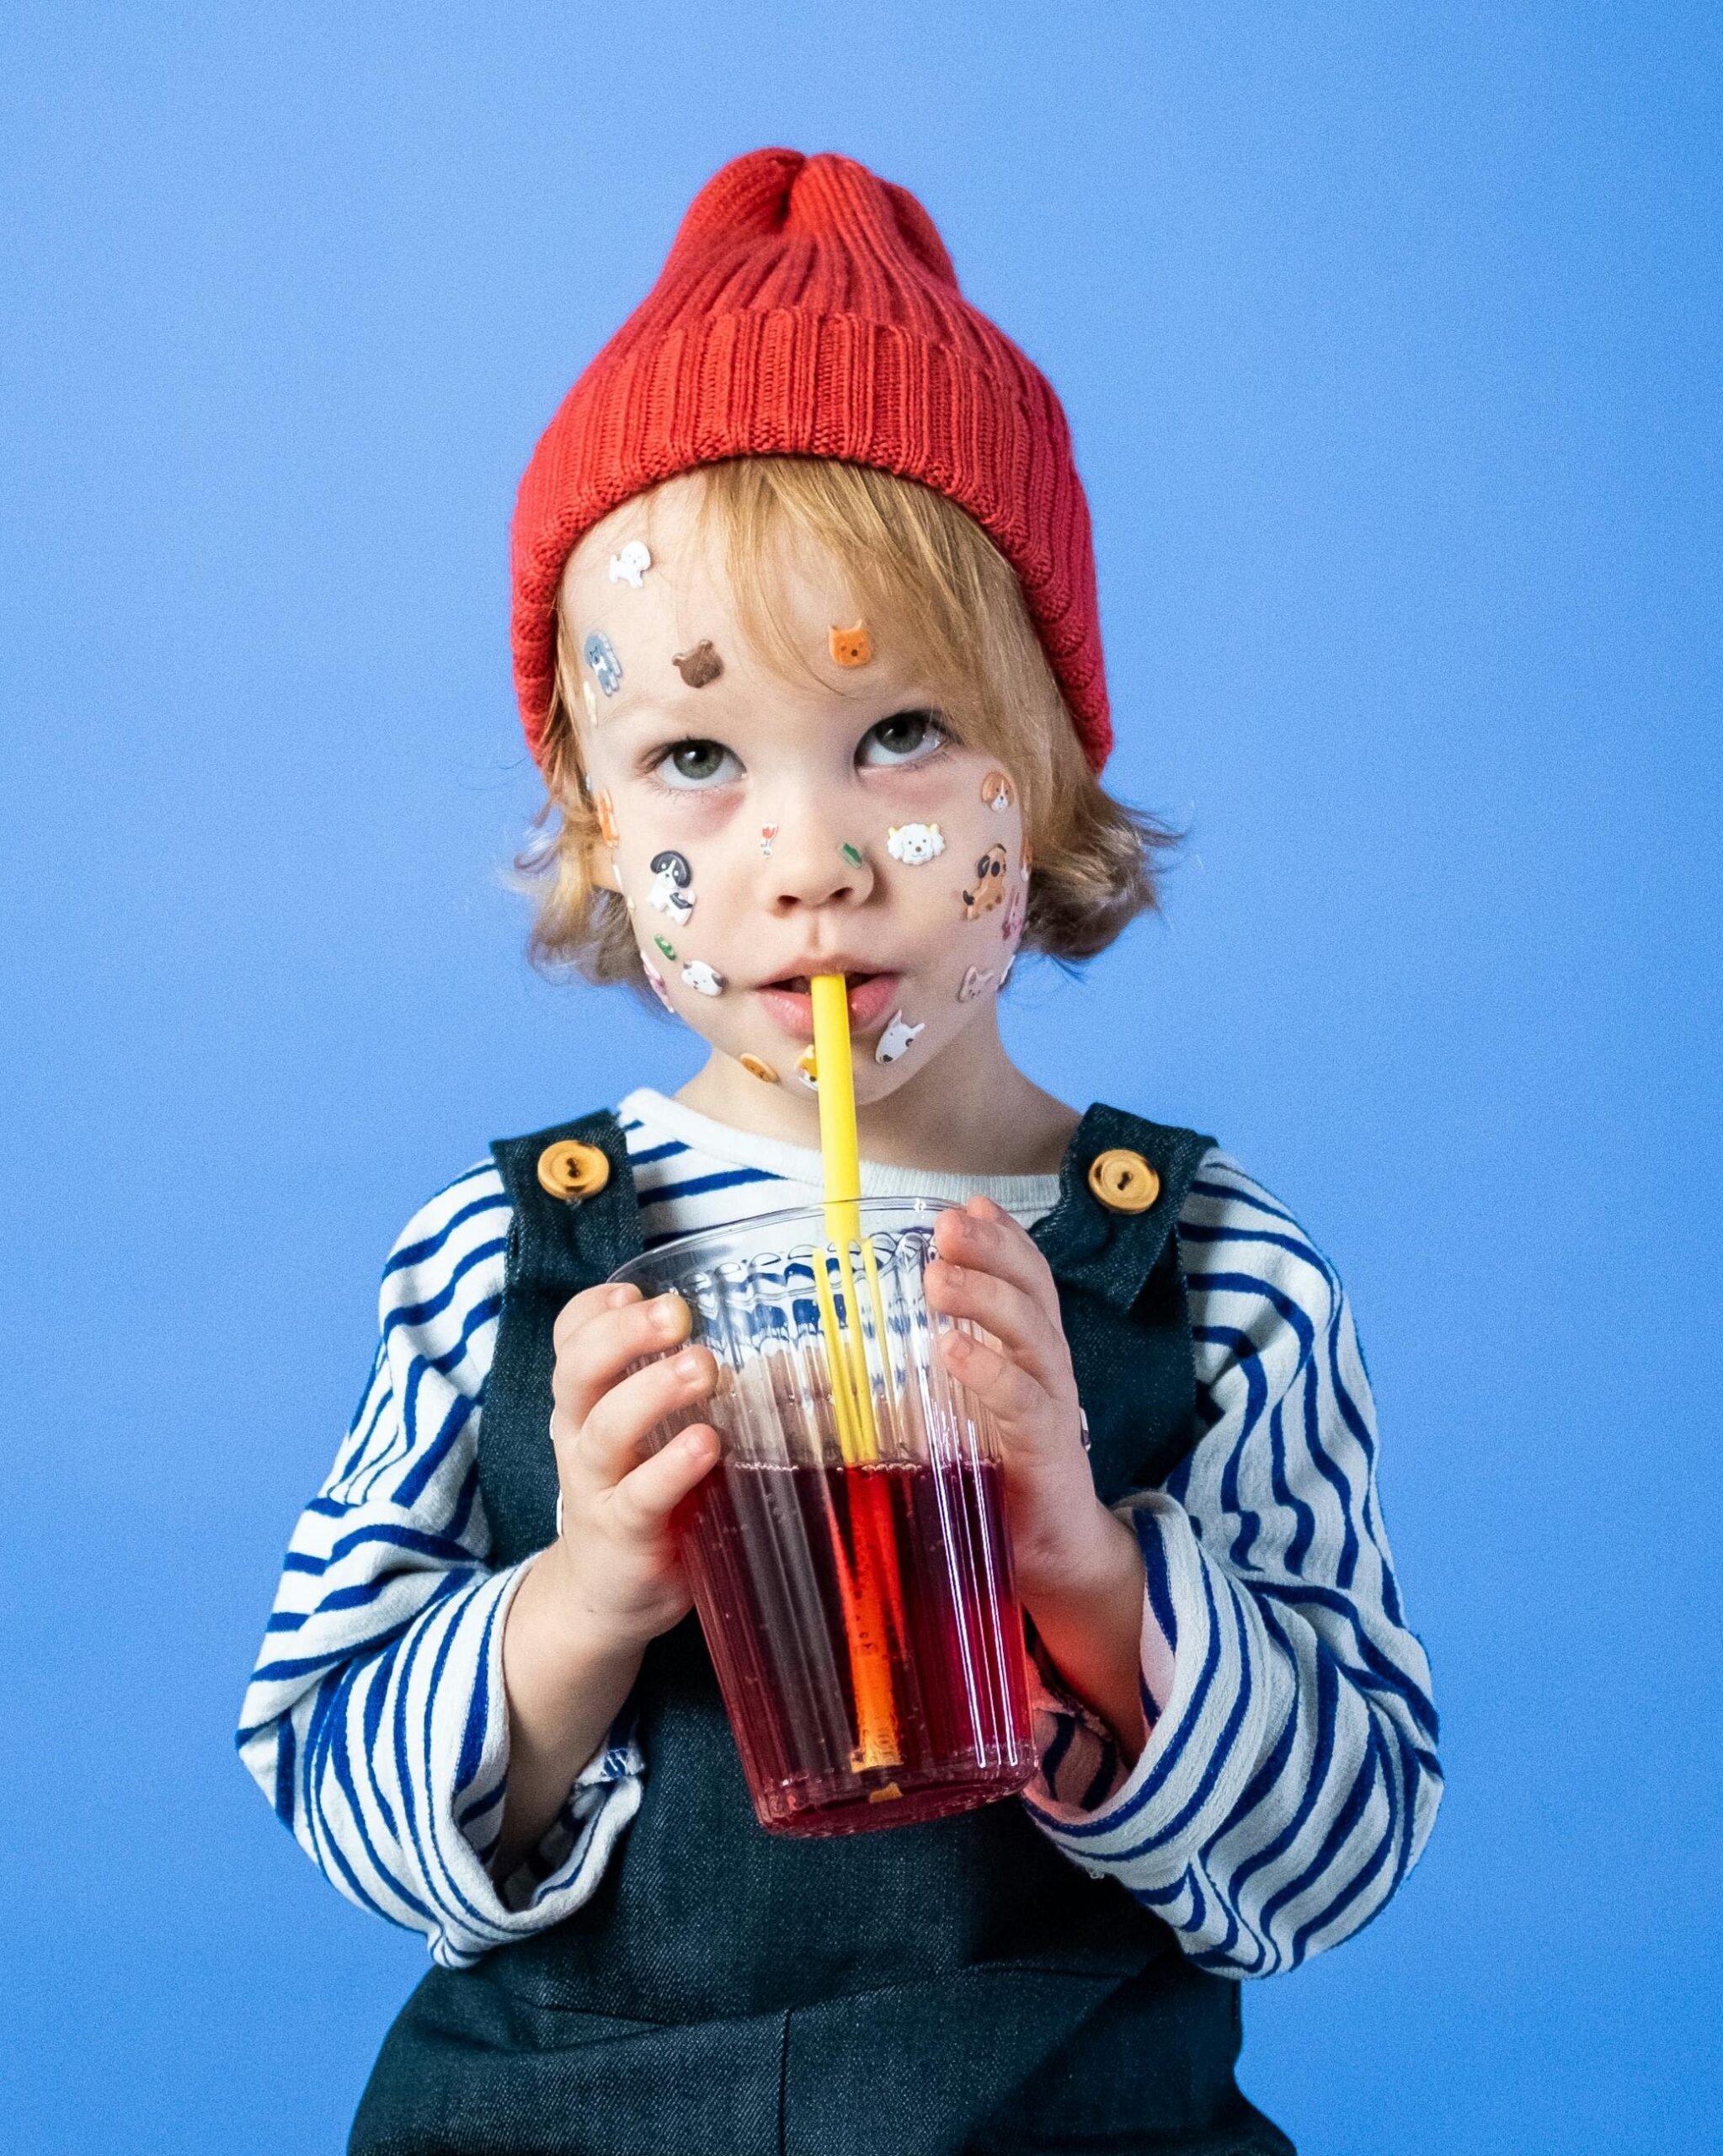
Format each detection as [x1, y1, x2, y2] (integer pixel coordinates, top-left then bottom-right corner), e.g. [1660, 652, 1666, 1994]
[239, 149, 1441, 2156]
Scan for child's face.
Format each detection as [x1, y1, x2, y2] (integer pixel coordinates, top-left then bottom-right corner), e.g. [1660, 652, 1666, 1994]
[560, 478, 1030, 1107]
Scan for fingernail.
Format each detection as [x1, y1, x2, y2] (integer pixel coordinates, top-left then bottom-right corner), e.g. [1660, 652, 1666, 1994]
[653, 1298, 684, 1336]
[675, 1349, 705, 1380]
[605, 1284, 634, 1308]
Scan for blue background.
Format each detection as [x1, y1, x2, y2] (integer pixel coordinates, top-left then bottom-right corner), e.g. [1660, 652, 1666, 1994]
[4, 5, 1718, 2149]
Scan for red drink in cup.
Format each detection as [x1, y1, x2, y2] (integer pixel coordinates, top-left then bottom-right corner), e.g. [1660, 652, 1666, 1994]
[611, 1201, 1037, 1834]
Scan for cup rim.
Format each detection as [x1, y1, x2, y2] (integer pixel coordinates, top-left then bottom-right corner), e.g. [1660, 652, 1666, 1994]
[608, 1193, 957, 1283]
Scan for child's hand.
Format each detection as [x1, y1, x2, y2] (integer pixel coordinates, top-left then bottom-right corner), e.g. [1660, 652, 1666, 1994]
[925, 1197, 1120, 1608]
[538, 1281, 721, 1655]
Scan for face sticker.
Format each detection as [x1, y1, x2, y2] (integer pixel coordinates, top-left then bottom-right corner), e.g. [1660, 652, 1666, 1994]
[760, 823, 778, 857]
[1001, 883, 1027, 943]
[999, 951, 1016, 990]
[875, 1011, 926, 1065]
[829, 622, 872, 668]
[961, 843, 1009, 920]
[840, 841, 866, 868]
[739, 1053, 780, 1085]
[647, 849, 695, 926]
[584, 631, 623, 696]
[608, 540, 652, 589]
[958, 965, 995, 1003]
[641, 953, 676, 1012]
[887, 822, 945, 866]
[681, 958, 725, 997]
[593, 790, 621, 851]
[673, 640, 723, 689]
[981, 771, 1016, 814]
[653, 932, 676, 962]
[581, 678, 599, 727]
[795, 1046, 819, 1091]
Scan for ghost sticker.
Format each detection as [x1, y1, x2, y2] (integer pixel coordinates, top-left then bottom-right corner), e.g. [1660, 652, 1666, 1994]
[647, 850, 695, 926]
[593, 790, 621, 851]
[641, 953, 676, 1012]
[681, 958, 725, 997]
[795, 1046, 819, 1091]
[961, 844, 1009, 920]
[887, 822, 945, 866]
[875, 1011, 926, 1065]
[1001, 883, 1026, 943]
[608, 541, 652, 589]
[584, 631, 623, 697]
[673, 640, 723, 689]
[739, 1053, 780, 1085]
[958, 965, 995, 1003]
[829, 622, 872, 668]
[981, 771, 1015, 814]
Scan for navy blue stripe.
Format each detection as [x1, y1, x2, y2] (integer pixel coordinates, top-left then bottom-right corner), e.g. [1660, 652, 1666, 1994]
[382, 1179, 507, 1277]
[637, 1165, 783, 1206]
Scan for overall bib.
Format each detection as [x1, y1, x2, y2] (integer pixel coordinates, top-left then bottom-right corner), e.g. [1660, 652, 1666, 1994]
[351, 1105, 1293, 2156]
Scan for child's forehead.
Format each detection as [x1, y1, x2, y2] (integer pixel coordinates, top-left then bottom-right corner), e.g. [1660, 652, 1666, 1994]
[560, 480, 845, 627]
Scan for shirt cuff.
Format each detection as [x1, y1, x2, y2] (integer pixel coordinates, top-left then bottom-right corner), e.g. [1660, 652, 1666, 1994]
[1022, 1506, 1180, 1817]
[1020, 1496, 1271, 1883]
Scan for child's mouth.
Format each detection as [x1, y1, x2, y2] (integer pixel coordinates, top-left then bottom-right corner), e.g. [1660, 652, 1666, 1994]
[754, 971, 902, 1041]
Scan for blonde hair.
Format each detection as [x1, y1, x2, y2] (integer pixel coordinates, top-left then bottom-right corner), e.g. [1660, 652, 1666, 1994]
[513, 457, 1176, 996]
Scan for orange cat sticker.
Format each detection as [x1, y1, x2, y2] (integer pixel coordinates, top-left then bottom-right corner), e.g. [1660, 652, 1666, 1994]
[829, 622, 872, 668]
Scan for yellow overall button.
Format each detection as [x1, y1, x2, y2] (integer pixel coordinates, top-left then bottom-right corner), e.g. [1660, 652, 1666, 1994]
[536, 1139, 611, 1202]
[1087, 1149, 1160, 1214]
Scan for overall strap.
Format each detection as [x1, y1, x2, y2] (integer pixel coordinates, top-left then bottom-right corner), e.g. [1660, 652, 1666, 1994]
[480, 1109, 643, 1567]
[1031, 1103, 1217, 1502]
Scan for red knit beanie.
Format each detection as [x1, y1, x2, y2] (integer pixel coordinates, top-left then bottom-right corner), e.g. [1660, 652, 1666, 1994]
[511, 147, 1112, 772]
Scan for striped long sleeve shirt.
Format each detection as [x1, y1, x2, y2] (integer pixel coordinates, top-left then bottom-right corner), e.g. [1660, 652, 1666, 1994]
[237, 1087, 1441, 1975]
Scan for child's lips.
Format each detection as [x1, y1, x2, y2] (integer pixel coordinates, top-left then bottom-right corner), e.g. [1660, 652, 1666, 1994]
[754, 971, 902, 1041]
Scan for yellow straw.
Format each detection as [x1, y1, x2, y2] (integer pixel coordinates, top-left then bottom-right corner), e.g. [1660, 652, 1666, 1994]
[809, 973, 901, 1770]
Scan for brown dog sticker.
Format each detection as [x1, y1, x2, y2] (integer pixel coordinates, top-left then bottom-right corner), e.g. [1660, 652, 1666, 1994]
[962, 843, 1009, 919]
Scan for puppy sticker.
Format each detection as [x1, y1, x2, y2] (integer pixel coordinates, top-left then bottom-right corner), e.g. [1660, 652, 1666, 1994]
[680, 958, 725, 998]
[608, 541, 652, 589]
[961, 843, 1009, 920]
[980, 771, 1015, 813]
[887, 822, 945, 866]
[647, 849, 695, 926]
[874, 1011, 926, 1065]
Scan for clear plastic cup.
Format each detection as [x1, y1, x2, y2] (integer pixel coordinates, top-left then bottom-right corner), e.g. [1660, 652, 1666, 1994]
[610, 1199, 1036, 1836]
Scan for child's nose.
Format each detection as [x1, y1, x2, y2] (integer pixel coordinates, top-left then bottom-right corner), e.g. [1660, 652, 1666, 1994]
[759, 809, 876, 913]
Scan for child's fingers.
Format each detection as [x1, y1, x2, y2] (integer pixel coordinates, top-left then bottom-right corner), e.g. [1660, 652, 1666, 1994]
[552, 1286, 691, 1428]
[568, 1345, 717, 1492]
[937, 1324, 1058, 1436]
[924, 1252, 1075, 1406]
[934, 1198, 1064, 1321]
[607, 1422, 722, 1537]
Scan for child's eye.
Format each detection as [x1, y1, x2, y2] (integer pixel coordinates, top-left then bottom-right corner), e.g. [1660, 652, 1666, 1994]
[857, 709, 950, 768]
[650, 739, 743, 789]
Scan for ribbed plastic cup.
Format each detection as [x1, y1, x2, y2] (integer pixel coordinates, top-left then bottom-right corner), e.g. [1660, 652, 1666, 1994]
[610, 1199, 1036, 1836]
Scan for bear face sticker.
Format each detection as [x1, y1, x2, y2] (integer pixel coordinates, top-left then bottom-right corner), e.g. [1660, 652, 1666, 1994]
[829, 622, 872, 668]
[673, 640, 723, 689]
[608, 541, 652, 589]
[647, 850, 695, 926]
[981, 771, 1015, 814]
[961, 843, 1009, 919]
[887, 822, 945, 866]
[584, 631, 623, 697]
[875, 1011, 926, 1065]
[680, 958, 725, 997]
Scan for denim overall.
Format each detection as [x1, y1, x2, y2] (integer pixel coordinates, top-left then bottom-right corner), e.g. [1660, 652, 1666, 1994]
[350, 1105, 1293, 2156]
